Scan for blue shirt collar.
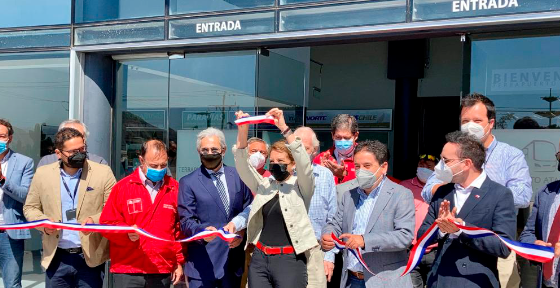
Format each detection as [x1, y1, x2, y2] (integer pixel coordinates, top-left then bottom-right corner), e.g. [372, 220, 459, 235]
[60, 168, 82, 179]
[206, 165, 225, 176]
[487, 135, 498, 152]
[1, 149, 12, 164]
[357, 176, 386, 199]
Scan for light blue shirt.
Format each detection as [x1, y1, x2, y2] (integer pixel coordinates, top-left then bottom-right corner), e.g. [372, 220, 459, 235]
[58, 168, 82, 249]
[206, 166, 230, 209]
[421, 136, 532, 209]
[348, 178, 385, 273]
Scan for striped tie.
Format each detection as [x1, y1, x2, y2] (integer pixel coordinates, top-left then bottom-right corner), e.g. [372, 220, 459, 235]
[212, 172, 229, 216]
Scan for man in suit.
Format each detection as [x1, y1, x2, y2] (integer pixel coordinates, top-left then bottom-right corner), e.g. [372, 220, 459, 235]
[24, 127, 116, 288]
[37, 119, 107, 168]
[178, 127, 252, 288]
[418, 131, 516, 288]
[0, 119, 34, 288]
[519, 139, 560, 288]
[321, 140, 415, 288]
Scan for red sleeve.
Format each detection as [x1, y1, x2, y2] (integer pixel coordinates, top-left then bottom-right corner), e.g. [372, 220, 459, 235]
[99, 183, 132, 245]
[313, 152, 323, 165]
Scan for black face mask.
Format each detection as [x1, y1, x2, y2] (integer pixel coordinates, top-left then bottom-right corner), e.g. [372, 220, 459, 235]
[200, 153, 223, 170]
[269, 163, 291, 182]
[65, 151, 87, 168]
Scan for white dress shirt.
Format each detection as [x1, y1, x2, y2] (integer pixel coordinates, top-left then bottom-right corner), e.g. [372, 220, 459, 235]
[439, 171, 487, 238]
[0, 151, 9, 224]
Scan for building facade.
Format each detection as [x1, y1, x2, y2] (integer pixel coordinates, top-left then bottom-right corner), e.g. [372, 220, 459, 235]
[1, 0, 560, 287]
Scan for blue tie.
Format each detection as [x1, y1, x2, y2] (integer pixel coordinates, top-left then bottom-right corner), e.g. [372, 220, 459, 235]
[212, 172, 229, 216]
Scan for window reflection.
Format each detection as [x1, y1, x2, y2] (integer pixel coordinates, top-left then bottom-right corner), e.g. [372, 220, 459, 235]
[74, 0, 164, 23]
[0, 0, 70, 28]
[169, 0, 274, 15]
[0, 51, 70, 286]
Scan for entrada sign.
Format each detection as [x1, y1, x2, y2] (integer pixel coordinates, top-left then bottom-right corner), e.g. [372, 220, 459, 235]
[452, 0, 519, 12]
[196, 20, 241, 34]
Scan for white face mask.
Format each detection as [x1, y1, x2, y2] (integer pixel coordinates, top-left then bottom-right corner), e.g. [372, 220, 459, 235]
[356, 166, 382, 190]
[434, 159, 466, 184]
[416, 167, 433, 183]
[461, 122, 490, 140]
[249, 152, 266, 170]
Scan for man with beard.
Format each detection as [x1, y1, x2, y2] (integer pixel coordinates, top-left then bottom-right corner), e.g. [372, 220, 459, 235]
[178, 127, 253, 288]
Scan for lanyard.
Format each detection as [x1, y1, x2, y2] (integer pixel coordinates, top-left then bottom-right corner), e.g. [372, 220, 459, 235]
[61, 172, 81, 207]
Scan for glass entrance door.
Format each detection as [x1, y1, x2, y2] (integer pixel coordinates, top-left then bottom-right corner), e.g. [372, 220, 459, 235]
[114, 49, 306, 181]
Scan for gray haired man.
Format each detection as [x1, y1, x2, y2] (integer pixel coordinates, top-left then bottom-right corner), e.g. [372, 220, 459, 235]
[37, 120, 107, 167]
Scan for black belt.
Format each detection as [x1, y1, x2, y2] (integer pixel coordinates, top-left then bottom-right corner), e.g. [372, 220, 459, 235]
[58, 247, 82, 254]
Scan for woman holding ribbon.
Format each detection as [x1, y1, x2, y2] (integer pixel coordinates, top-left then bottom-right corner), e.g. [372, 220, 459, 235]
[226, 108, 316, 288]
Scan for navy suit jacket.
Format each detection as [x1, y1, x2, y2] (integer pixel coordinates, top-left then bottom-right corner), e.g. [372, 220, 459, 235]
[418, 177, 516, 288]
[519, 180, 560, 286]
[178, 164, 252, 281]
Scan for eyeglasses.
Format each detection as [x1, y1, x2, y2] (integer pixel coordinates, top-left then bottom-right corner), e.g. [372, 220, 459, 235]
[441, 157, 464, 165]
[61, 146, 87, 155]
[200, 148, 221, 154]
[419, 154, 439, 162]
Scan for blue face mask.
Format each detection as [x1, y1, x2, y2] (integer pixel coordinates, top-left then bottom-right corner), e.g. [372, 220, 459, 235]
[334, 140, 354, 154]
[146, 167, 166, 182]
[0, 141, 7, 154]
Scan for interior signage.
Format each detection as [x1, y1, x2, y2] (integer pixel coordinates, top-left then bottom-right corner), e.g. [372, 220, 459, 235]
[452, 0, 519, 12]
[490, 67, 560, 92]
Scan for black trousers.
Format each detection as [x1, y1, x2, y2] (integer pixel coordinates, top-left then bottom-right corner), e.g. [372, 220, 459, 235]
[410, 249, 436, 288]
[248, 248, 307, 288]
[113, 273, 171, 288]
[45, 249, 105, 288]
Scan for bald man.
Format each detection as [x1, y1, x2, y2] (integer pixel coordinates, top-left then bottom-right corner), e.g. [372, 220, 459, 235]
[294, 127, 338, 288]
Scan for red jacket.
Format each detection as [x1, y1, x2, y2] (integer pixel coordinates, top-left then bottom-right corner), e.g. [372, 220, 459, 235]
[100, 169, 185, 274]
[313, 146, 400, 184]
[313, 146, 356, 184]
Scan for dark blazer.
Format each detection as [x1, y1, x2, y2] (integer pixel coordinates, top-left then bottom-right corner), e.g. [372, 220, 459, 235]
[519, 180, 560, 286]
[178, 164, 252, 282]
[418, 177, 516, 288]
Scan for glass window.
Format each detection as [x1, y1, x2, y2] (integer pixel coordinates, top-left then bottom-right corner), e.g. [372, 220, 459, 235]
[0, 0, 71, 28]
[0, 29, 71, 50]
[170, 0, 274, 15]
[279, 0, 406, 32]
[0, 51, 70, 287]
[169, 12, 275, 39]
[114, 58, 170, 179]
[471, 35, 560, 198]
[169, 51, 258, 179]
[414, 0, 560, 21]
[74, 0, 165, 23]
[74, 21, 165, 46]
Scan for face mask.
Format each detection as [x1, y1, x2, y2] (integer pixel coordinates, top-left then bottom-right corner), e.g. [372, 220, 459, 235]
[65, 151, 87, 168]
[269, 163, 291, 182]
[434, 159, 465, 183]
[461, 122, 490, 140]
[334, 140, 354, 155]
[146, 167, 166, 182]
[356, 166, 382, 190]
[416, 167, 433, 183]
[0, 140, 7, 154]
[200, 153, 223, 170]
[249, 152, 266, 170]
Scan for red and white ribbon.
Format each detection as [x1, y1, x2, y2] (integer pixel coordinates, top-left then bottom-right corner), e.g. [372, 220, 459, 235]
[401, 222, 555, 276]
[0, 219, 240, 243]
[234, 115, 275, 126]
[332, 233, 375, 275]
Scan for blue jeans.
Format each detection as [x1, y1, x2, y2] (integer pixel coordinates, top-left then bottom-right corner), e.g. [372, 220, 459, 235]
[345, 273, 366, 288]
[0, 232, 24, 288]
[46, 249, 105, 288]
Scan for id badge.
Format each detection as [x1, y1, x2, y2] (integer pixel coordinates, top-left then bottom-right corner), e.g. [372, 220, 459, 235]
[65, 209, 77, 221]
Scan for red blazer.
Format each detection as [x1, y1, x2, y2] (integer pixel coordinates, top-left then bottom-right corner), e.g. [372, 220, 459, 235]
[100, 169, 185, 274]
